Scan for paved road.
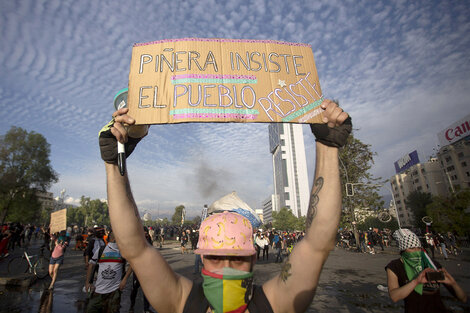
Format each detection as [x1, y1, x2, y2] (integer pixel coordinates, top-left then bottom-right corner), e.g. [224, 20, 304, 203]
[0, 239, 469, 312]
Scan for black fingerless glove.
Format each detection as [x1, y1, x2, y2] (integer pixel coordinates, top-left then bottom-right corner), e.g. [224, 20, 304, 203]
[310, 116, 352, 148]
[98, 119, 142, 164]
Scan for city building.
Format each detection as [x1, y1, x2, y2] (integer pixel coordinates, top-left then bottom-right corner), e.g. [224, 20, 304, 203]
[35, 190, 55, 210]
[268, 123, 309, 218]
[389, 113, 470, 227]
[390, 159, 447, 227]
[255, 208, 264, 224]
[436, 140, 470, 193]
[436, 113, 470, 192]
[261, 195, 278, 224]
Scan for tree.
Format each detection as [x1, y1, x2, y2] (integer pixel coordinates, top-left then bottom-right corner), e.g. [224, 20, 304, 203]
[171, 205, 185, 225]
[405, 191, 433, 228]
[5, 189, 42, 223]
[339, 134, 384, 211]
[339, 133, 384, 247]
[78, 196, 109, 227]
[0, 126, 58, 223]
[67, 206, 86, 226]
[272, 207, 298, 231]
[192, 215, 202, 226]
[426, 190, 470, 235]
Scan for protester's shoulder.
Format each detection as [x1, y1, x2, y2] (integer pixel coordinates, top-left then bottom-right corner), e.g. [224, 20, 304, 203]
[385, 258, 402, 272]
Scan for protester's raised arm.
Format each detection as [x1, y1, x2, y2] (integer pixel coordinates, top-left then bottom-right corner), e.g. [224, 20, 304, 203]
[102, 109, 192, 313]
[263, 100, 351, 313]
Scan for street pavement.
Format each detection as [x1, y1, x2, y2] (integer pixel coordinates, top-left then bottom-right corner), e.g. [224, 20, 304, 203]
[0, 239, 469, 313]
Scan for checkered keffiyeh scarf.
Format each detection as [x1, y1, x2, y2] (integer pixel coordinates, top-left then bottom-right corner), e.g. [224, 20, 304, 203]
[393, 229, 422, 251]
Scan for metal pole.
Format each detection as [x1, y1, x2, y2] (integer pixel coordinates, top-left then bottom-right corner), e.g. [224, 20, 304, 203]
[383, 183, 401, 229]
[339, 157, 360, 250]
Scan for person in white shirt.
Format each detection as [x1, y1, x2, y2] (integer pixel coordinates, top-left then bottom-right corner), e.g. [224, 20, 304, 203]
[85, 232, 132, 313]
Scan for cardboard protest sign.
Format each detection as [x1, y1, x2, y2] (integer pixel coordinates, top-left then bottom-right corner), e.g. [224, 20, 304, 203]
[127, 38, 324, 125]
[50, 208, 67, 234]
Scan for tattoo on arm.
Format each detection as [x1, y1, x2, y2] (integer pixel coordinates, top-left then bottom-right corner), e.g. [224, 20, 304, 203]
[306, 177, 324, 230]
[280, 258, 292, 283]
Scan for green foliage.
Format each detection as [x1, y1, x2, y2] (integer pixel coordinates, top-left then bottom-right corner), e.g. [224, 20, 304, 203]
[405, 191, 433, 228]
[296, 216, 306, 231]
[192, 215, 202, 226]
[142, 219, 156, 228]
[339, 134, 384, 212]
[160, 218, 170, 226]
[0, 126, 58, 223]
[272, 207, 301, 231]
[75, 196, 109, 227]
[5, 189, 42, 223]
[67, 206, 86, 226]
[426, 190, 470, 236]
[171, 205, 185, 225]
[338, 133, 384, 242]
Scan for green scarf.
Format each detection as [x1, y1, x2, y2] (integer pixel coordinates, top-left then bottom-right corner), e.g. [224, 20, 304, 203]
[401, 250, 436, 295]
[202, 267, 253, 313]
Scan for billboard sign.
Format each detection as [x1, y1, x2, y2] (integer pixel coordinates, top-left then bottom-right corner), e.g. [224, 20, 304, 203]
[437, 113, 470, 146]
[394, 150, 420, 174]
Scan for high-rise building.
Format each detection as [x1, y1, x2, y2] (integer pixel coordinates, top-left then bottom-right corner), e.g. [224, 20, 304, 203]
[268, 123, 310, 218]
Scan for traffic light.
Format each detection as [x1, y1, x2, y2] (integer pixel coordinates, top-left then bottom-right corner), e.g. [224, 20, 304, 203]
[346, 183, 354, 196]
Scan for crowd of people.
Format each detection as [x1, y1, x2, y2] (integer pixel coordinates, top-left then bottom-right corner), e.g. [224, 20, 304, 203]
[334, 227, 467, 258]
[2, 99, 468, 312]
[3, 218, 467, 312]
[0, 223, 46, 257]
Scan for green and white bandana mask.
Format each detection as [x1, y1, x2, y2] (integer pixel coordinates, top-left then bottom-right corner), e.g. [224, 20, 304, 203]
[202, 267, 253, 313]
[401, 250, 437, 295]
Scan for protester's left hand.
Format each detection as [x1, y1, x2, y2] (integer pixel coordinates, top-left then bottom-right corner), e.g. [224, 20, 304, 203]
[310, 100, 352, 148]
[440, 268, 457, 286]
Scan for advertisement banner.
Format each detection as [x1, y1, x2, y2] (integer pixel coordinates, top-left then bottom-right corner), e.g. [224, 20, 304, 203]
[394, 150, 420, 174]
[437, 113, 470, 146]
[127, 38, 324, 125]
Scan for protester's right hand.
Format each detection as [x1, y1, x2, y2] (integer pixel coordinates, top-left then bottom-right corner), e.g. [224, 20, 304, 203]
[110, 108, 135, 143]
[98, 108, 147, 164]
[85, 282, 92, 293]
[414, 268, 434, 285]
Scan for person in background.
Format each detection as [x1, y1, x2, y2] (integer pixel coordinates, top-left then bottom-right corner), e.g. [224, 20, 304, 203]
[49, 231, 69, 290]
[0, 228, 11, 257]
[86, 231, 132, 313]
[129, 227, 153, 313]
[385, 229, 467, 312]
[274, 232, 283, 263]
[180, 230, 188, 254]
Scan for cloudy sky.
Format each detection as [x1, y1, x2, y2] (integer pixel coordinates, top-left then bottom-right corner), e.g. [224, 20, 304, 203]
[1, 0, 469, 219]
